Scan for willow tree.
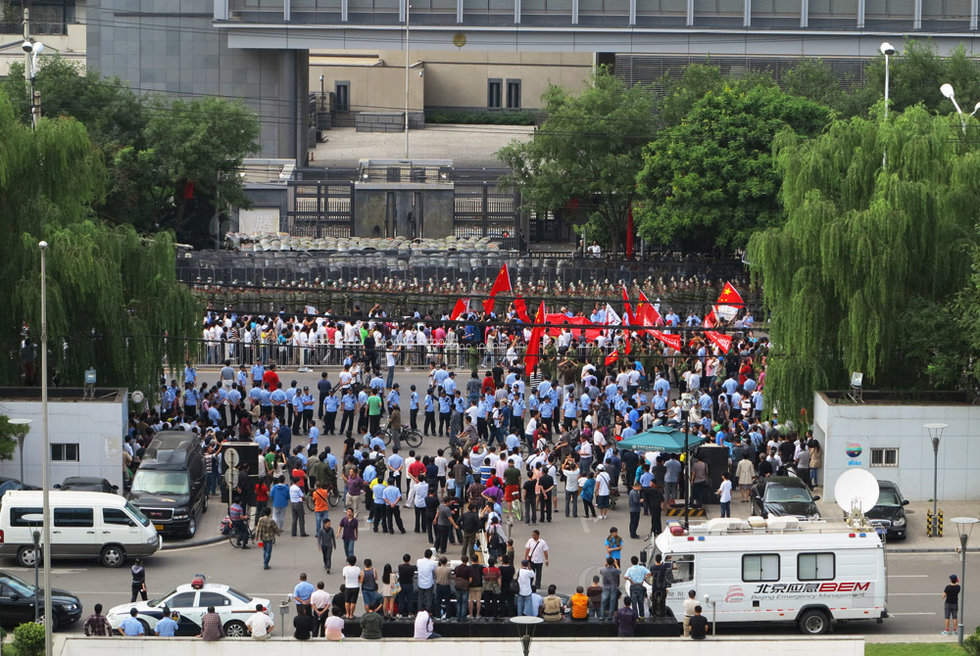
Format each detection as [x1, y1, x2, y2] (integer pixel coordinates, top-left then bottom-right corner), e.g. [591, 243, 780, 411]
[0, 90, 197, 400]
[747, 106, 980, 416]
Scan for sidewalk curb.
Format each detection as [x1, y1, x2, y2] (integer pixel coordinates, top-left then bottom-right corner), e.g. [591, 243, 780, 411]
[161, 535, 227, 550]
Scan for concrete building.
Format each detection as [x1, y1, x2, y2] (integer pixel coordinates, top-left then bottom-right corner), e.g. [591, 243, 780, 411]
[0, 387, 128, 493]
[813, 390, 980, 503]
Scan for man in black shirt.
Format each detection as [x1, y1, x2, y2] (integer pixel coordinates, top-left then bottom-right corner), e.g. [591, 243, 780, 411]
[522, 478, 538, 525]
[538, 470, 555, 523]
[943, 574, 961, 635]
[397, 554, 417, 617]
[689, 605, 708, 640]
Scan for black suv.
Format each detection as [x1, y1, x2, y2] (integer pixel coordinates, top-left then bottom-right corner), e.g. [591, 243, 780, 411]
[751, 476, 821, 520]
[127, 432, 208, 538]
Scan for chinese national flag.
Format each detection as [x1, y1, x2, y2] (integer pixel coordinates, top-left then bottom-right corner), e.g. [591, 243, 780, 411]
[450, 298, 469, 321]
[621, 286, 634, 324]
[714, 282, 744, 321]
[514, 297, 531, 323]
[483, 263, 512, 314]
[524, 301, 546, 373]
[635, 301, 663, 328]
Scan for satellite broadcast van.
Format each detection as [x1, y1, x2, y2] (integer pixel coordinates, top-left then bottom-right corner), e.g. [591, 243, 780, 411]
[653, 515, 888, 634]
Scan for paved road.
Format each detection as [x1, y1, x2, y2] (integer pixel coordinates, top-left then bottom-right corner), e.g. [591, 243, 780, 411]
[19, 364, 974, 639]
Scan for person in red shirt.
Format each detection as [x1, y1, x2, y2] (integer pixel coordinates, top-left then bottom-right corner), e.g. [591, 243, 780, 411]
[263, 364, 281, 391]
[482, 373, 495, 396]
[254, 479, 270, 527]
[408, 457, 426, 483]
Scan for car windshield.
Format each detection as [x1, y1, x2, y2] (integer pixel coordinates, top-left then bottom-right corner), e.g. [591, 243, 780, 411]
[131, 470, 189, 495]
[764, 485, 812, 503]
[227, 587, 252, 604]
[148, 589, 177, 608]
[875, 489, 903, 506]
[125, 501, 152, 526]
[1, 573, 36, 597]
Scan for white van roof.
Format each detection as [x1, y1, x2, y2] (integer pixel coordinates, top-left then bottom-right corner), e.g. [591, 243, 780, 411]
[3, 490, 129, 507]
[655, 518, 883, 554]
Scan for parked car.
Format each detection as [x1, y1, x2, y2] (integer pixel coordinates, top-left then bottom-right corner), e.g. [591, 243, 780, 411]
[750, 476, 821, 520]
[0, 477, 40, 498]
[855, 480, 909, 540]
[0, 570, 83, 630]
[55, 477, 118, 494]
[106, 576, 271, 637]
[127, 431, 208, 538]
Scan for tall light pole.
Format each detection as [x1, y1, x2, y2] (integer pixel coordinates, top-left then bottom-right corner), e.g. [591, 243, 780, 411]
[880, 42, 895, 118]
[39, 240, 52, 656]
[940, 83, 980, 135]
[22, 39, 45, 132]
[404, 1, 411, 160]
[924, 422, 946, 538]
[950, 517, 978, 646]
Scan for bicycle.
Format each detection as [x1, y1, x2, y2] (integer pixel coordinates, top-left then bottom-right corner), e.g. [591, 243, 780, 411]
[304, 484, 342, 512]
[223, 519, 254, 549]
[383, 425, 423, 448]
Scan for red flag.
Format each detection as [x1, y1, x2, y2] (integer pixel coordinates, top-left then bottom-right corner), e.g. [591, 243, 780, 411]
[705, 331, 733, 354]
[621, 286, 634, 324]
[635, 302, 663, 328]
[514, 297, 531, 323]
[650, 330, 683, 351]
[703, 308, 717, 329]
[626, 207, 635, 259]
[524, 301, 546, 373]
[714, 282, 744, 321]
[450, 298, 469, 321]
[605, 330, 632, 367]
[489, 263, 512, 297]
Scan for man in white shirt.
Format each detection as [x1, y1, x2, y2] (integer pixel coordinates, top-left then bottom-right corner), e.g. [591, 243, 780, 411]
[414, 608, 440, 639]
[245, 605, 275, 640]
[516, 561, 537, 616]
[416, 550, 438, 613]
[310, 582, 333, 637]
[523, 530, 549, 591]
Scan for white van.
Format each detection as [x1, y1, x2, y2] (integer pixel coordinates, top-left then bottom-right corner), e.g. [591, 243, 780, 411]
[654, 516, 888, 634]
[0, 491, 161, 568]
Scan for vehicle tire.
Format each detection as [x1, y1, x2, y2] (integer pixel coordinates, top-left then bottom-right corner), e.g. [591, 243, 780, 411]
[328, 490, 341, 507]
[383, 430, 392, 446]
[36, 612, 60, 632]
[223, 620, 248, 637]
[100, 544, 127, 568]
[405, 430, 423, 448]
[138, 619, 151, 635]
[16, 545, 39, 568]
[202, 493, 209, 514]
[798, 609, 831, 635]
[228, 533, 241, 549]
[305, 493, 315, 512]
[185, 515, 198, 538]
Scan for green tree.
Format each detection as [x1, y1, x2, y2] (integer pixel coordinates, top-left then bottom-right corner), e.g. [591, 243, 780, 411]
[746, 106, 980, 416]
[497, 67, 656, 250]
[636, 84, 832, 251]
[0, 90, 196, 398]
[107, 96, 260, 245]
[0, 416, 20, 460]
[782, 58, 866, 118]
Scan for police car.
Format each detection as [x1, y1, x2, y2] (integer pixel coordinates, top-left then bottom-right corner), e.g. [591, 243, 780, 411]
[106, 575, 271, 637]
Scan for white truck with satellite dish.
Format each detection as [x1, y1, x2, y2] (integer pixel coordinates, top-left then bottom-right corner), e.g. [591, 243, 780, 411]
[654, 469, 889, 634]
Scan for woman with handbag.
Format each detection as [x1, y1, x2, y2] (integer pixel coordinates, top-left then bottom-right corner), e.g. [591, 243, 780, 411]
[380, 563, 400, 619]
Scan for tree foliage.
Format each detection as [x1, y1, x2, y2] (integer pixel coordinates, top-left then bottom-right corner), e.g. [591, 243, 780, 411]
[0, 90, 197, 398]
[1, 58, 259, 248]
[0, 416, 20, 460]
[636, 84, 832, 251]
[746, 106, 980, 415]
[497, 67, 656, 250]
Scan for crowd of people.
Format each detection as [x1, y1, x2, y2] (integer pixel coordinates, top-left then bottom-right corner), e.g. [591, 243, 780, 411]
[115, 301, 813, 641]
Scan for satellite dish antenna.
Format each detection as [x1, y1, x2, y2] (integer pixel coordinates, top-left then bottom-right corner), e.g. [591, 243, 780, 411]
[835, 469, 879, 527]
[131, 390, 145, 405]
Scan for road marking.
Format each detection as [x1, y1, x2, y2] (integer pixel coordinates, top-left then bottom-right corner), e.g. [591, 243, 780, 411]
[887, 574, 928, 578]
[580, 517, 591, 534]
[889, 592, 936, 597]
[888, 612, 937, 616]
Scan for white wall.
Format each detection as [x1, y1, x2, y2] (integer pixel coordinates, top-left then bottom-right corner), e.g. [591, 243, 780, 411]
[0, 393, 127, 492]
[814, 393, 980, 502]
[58, 636, 864, 656]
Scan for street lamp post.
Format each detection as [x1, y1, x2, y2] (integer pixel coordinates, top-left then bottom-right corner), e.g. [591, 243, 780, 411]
[940, 83, 980, 135]
[39, 240, 52, 656]
[924, 423, 947, 538]
[681, 393, 693, 530]
[404, 1, 411, 159]
[8, 419, 32, 485]
[880, 42, 896, 118]
[950, 517, 978, 646]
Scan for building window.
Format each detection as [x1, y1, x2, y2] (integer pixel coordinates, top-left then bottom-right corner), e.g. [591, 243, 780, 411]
[870, 447, 898, 467]
[51, 443, 79, 462]
[506, 79, 522, 109]
[488, 79, 502, 109]
[742, 553, 780, 582]
[798, 553, 835, 581]
[335, 81, 350, 113]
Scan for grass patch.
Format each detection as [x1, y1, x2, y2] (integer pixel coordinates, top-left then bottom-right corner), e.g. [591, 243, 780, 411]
[866, 644, 964, 656]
